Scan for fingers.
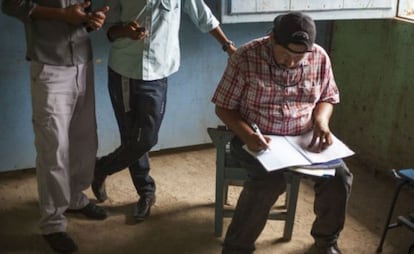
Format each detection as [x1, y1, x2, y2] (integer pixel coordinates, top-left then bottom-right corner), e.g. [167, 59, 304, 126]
[86, 16, 104, 30]
[126, 22, 148, 40]
[308, 134, 317, 148]
[86, 6, 110, 31]
[246, 133, 269, 152]
[80, 1, 91, 9]
[308, 132, 332, 152]
[94, 5, 110, 14]
[89, 6, 109, 20]
[129, 21, 140, 30]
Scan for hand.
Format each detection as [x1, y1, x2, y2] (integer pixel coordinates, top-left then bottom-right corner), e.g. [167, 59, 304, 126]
[63, 2, 92, 25]
[308, 121, 333, 152]
[125, 21, 148, 40]
[245, 133, 271, 152]
[226, 44, 237, 57]
[86, 6, 110, 31]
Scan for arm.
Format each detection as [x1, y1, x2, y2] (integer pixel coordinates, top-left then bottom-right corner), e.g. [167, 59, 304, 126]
[209, 26, 237, 56]
[106, 22, 147, 41]
[182, 0, 236, 56]
[2, 0, 108, 30]
[32, 2, 109, 30]
[308, 102, 334, 151]
[30, 4, 86, 24]
[215, 106, 270, 152]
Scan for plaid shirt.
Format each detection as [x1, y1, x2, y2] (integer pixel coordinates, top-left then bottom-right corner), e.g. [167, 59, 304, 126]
[212, 36, 339, 136]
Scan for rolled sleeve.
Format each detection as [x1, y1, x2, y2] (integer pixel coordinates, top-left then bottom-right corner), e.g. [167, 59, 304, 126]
[182, 0, 219, 33]
[2, 0, 36, 21]
[319, 57, 340, 104]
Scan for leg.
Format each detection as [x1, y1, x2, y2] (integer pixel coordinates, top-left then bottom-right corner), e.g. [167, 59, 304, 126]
[68, 62, 98, 209]
[128, 153, 156, 197]
[92, 68, 167, 201]
[65, 62, 108, 219]
[31, 62, 79, 235]
[129, 153, 157, 221]
[222, 138, 287, 254]
[100, 69, 167, 173]
[31, 62, 80, 252]
[311, 162, 353, 252]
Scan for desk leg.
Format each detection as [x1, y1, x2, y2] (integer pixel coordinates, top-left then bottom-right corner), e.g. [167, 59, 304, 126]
[376, 181, 407, 253]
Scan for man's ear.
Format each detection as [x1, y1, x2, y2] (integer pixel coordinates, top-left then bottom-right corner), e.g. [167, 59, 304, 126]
[269, 31, 274, 39]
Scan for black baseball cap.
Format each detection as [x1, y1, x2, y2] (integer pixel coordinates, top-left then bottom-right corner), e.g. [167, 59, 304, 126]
[272, 12, 316, 54]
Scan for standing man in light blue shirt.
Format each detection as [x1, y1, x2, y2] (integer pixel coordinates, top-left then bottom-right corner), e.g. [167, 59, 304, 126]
[92, 0, 236, 221]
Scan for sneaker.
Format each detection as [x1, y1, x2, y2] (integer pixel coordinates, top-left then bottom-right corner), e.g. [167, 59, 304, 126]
[67, 202, 108, 220]
[43, 232, 78, 253]
[133, 195, 156, 222]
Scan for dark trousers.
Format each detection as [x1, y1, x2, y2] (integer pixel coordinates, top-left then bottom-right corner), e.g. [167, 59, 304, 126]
[97, 67, 168, 197]
[222, 137, 353, 254]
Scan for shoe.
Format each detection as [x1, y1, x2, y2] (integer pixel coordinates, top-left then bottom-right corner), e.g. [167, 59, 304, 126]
[133, 195, 156, 222]
[67, 202, 108, 220]
[43, 232, 78, 253]
[91, 160, 108, 203]
[315, 242, 342, 254]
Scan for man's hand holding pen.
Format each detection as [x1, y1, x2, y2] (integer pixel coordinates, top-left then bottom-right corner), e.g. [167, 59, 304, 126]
[125, 21, 148, 40]
[246, 123, 271, 152]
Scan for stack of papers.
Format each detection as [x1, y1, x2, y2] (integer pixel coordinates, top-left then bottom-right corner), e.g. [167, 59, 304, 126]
[243, 131, 354, 176]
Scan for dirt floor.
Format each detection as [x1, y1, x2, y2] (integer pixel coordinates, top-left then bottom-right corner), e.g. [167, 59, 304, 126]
[0, 147, 413, 254]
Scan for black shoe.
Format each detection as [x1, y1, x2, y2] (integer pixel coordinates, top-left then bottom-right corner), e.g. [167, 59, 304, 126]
[133, 195, 156, 222]
[67, 202, 108, 220]
[92, 160, 107, 203]
[315, 242, 342, 254]
[43, 232, 78, 253]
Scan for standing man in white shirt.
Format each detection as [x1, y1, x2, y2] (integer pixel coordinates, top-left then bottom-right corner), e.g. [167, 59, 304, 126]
[92, 0, 236, 222]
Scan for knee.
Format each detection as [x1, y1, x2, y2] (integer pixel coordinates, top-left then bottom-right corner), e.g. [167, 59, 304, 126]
[244, 174, 286, 201]
[127, 135, 157, 154]
[335, 163, 353, 188]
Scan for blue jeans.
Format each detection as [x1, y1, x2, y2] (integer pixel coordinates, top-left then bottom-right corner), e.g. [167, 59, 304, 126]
[222, 137, 353, 254]
[97, 67, 168, 197]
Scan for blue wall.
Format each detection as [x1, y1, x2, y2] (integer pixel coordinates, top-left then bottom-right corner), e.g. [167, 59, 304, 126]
[0, 2, 331, 172]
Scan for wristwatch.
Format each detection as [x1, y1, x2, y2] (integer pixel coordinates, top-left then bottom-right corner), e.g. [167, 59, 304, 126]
[222, 41, 235, 52]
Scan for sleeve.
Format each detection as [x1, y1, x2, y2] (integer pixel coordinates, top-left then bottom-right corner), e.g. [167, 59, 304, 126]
[182, 0, 220, 33]
[212, 53, 246, 110]
[2, 0, 37, 22]
[318, 51, 340, 104]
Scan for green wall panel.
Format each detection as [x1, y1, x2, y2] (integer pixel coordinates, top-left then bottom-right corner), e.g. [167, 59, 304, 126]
[330, 19, 414, 171]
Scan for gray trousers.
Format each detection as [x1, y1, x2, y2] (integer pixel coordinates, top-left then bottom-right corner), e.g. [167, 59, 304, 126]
[30, 61, 98, 234]
[222, 137, 353, 254]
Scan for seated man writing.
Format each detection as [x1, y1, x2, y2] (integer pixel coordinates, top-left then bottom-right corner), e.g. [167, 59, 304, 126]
[211, 12, 353, 254]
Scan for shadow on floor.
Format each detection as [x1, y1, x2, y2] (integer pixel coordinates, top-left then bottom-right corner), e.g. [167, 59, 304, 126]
[0, 148, 413, 254]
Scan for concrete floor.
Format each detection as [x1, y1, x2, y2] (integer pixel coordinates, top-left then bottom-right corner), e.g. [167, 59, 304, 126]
[0, 147, 413, 254]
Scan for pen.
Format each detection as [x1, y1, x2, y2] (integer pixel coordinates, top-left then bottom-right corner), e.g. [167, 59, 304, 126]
[251, 123, 270, 150]
[134, 4, 147, 21]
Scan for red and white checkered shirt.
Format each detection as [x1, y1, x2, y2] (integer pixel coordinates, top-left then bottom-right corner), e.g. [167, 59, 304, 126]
[212, 36, 339, 136]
